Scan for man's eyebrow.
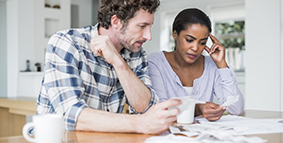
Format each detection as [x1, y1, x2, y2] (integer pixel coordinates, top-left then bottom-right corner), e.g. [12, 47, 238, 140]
[140, 22, 153, 25]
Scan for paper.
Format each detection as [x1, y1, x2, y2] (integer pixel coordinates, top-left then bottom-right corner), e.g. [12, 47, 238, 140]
[146, 115, 283, 143]
[221, 95, 239, 107]
[169, 126, 199, 137]
[145, 131, 267, 143]
[145, 134, 197, 143]
[196, 115, 283, 135]
[169, 96, 205, 114]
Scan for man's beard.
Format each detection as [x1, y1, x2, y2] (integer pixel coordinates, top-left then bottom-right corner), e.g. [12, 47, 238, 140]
[117, 29, 139, 53]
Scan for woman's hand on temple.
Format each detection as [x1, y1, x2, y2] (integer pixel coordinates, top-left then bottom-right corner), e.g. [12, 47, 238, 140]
[204, 33, 228, 69]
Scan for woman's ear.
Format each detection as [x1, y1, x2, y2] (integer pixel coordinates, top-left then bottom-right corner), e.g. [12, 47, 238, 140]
[173, 30, 178, 40]
[110, 15, 123, 30]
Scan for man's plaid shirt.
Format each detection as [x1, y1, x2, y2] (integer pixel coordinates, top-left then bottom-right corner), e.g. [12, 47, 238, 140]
[36, 24, 159, 131]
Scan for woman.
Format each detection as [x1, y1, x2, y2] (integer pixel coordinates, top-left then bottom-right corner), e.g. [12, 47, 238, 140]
[148, 8, 244, 121]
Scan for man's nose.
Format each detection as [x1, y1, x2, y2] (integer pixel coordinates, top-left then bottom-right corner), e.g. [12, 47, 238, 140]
[143, 27, 152, 41]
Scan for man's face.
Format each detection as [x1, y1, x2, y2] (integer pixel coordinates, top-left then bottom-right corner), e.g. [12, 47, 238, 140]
[118, 9, 154, 53]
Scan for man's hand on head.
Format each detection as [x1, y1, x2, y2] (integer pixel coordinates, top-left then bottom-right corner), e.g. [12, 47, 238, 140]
[90, 35, 122, 66]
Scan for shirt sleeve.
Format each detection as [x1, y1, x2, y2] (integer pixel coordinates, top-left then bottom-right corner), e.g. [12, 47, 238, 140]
[214, 66, 244, 115]
[147, 54, 169, 102]
[37, 31, 89, 131]
[127, 50, 159, 114]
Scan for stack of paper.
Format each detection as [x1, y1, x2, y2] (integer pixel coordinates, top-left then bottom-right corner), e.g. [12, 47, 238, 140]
[146, 115, 283, 143]
[195, 115, 283, 135]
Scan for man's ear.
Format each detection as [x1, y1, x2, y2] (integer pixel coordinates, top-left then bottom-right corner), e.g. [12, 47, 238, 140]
[173, 30, 178, 40]
[110, 15, 123, 30]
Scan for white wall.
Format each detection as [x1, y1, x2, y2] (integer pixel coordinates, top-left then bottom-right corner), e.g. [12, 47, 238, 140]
[0, 1, 7, 98]
[18, 0, 35, 72]
[245, 0, 281, 111]
[7, 0, 19, 97]
[92, 0, 99, 25]
[71, 0, 92, 28]
[6, 0, 70, 98]
[281, 0, 283, 112]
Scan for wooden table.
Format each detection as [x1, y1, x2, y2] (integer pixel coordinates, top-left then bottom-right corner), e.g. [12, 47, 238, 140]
[0, 110, 282, 143]
[0, 97, 37, 137]
[0, 131, 155, 143]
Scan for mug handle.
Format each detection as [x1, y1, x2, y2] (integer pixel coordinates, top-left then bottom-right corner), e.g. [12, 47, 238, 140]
[22, 122, 36, 142]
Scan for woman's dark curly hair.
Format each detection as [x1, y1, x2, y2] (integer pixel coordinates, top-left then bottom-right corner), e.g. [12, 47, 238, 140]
[97, 0, 160, 29]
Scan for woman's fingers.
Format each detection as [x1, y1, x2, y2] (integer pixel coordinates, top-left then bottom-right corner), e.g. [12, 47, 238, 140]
[204, 46, 211, 54]
[209, 33, 220, 44]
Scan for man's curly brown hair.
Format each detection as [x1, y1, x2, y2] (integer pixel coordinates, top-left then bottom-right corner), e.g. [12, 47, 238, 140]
[97, 0, 160, 29]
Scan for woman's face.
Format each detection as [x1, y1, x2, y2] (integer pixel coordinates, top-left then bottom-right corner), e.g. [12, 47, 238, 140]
[174, 24, 209, 64]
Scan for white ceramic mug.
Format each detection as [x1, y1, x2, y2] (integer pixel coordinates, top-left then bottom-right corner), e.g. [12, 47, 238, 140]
[22, 114, 63, 143]
[177, 103, 195, 124]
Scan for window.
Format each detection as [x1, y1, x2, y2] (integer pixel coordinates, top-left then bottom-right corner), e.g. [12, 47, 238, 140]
[215, 20, 245, 71]
[208, 2, 245, 71]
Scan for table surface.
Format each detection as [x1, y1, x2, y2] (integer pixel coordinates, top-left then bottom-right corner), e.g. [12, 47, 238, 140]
[0, 110, 282, 143]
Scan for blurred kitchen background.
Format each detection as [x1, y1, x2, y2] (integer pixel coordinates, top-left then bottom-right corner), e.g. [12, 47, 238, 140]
[0, 0, 282, 112]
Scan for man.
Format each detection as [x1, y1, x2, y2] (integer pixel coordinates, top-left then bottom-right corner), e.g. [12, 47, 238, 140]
[37, 0, 181, 134]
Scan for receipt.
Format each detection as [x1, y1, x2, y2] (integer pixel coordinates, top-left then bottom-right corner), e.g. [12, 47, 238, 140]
[222, 95, 239, 107]
[169, 96, 205, 114]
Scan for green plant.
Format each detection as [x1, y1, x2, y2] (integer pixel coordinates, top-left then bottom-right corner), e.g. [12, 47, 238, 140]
[215, 21, 245, 50]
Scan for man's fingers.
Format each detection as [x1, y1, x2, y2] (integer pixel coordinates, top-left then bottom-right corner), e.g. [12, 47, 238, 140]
[156, 99, 182, 110]
[167, 108, 180, 117]
[90, 38, 105, 56]
[166, 115, 177, 123]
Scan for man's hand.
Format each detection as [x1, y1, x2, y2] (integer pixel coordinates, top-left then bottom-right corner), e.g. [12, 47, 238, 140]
[136, 99, 182, 134]
[197, 102, 225, 121]
[90, 35, 122, 66]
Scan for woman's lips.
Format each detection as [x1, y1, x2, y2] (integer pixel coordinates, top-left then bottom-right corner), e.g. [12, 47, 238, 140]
[187, 54, 197, 59]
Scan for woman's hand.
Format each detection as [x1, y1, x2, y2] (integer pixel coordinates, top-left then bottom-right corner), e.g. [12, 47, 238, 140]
[196, 102, 225, 121]
[204, 33, 228, 69]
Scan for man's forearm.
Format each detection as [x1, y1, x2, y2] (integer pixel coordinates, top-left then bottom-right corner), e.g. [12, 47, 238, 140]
[76, 108, 141, 133]
[112, 57, 151, 112]
[76, 100, 183, 134]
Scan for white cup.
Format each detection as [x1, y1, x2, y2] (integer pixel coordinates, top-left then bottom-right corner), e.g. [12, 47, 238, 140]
[22, 114, 63, 143]
[177, 103, 195, 124]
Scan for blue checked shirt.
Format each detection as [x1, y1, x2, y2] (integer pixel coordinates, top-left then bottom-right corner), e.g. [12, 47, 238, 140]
[36, 24, 159, 131]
